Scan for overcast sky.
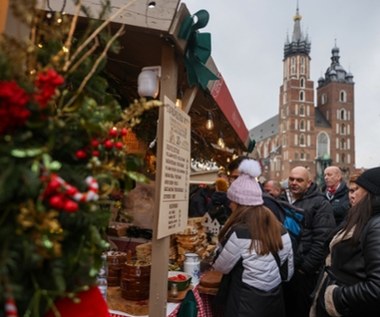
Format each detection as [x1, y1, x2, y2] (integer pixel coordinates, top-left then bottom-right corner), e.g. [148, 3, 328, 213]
[183, 0, 380, 169]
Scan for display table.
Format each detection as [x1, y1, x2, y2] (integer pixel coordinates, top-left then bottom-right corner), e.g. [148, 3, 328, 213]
[107, 286, 209, 317]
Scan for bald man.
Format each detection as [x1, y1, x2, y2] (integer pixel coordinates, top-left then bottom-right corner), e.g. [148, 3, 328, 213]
[283, 166, 336, 317]
[323, 166, 350, 226]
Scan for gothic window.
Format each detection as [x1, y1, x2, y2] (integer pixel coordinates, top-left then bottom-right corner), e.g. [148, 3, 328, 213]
[300, 77, 305, 87]
[340, 124, 346, 135]
[317, 132, 330, 158]
[299, 105, 305, 116]
[300, 119, 305, 131]
[299, 133, 305, 146]
[321, 93, 327, 105]
[300, 58, 305, 74]
[339, 109, 347, 120]
[291, 57, 296, 75]
[300, 152, 306, 160]
[299, 90, 305, 101]
[339, 90, 347, 103]
[341, 153, 346, 163]
[340, 138, 346, 150]
[263, 142, 269, 158]
[282, 135, 287, 147]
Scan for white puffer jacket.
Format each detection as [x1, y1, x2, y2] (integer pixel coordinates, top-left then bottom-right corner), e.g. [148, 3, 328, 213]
[213, 224, 294, 291]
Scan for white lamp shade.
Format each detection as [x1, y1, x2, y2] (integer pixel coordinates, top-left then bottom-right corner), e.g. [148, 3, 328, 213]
[138, 69, 159, 98]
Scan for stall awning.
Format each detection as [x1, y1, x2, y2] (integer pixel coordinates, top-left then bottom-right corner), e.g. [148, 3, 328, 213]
[54, 0, 250, 166]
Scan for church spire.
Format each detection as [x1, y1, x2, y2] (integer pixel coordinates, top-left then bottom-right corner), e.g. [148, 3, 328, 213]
[284, 3, 311, 58]
[292, 2, 302, 42]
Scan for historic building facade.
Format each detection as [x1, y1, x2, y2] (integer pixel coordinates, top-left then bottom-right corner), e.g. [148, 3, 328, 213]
[250, 8, 355, 184]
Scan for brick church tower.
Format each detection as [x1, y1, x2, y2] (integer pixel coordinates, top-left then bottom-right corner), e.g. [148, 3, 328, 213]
[250, 6, 355, 184]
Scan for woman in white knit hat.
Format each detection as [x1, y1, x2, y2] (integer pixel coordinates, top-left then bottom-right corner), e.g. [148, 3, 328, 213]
[212, 158, 294, 317]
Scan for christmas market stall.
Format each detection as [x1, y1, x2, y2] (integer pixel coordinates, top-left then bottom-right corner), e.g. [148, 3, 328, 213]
[0, 1, 251, 316]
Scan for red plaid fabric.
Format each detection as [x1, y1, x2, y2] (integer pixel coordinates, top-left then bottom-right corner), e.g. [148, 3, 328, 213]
[168, 287, 206, 317]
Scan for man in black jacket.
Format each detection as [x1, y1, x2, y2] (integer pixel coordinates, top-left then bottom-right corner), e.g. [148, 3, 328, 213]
[322, 166, 350, 226]
[283, 166, 336, 317]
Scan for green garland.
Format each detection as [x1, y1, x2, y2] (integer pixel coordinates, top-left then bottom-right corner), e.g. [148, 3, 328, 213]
[0, 1, 160, 315]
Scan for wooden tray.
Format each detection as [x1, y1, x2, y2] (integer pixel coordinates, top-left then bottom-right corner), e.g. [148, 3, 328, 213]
[197, 284, 218, 295]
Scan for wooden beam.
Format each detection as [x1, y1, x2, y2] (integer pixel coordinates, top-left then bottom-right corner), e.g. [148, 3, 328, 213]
[0, 0, 9, 34]
[148, 42, 178, 317]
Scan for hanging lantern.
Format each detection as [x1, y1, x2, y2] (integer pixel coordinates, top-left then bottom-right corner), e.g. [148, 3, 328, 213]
[137, 66, 161, 98]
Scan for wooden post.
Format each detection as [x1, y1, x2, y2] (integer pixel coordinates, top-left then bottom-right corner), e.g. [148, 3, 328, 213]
[0, 0, 10, 34]
[0, 0, 30, 39]
[148, 43, 178, 317]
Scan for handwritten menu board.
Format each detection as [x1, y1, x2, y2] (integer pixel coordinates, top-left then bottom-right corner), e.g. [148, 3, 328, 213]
[156, 97, 191, 239]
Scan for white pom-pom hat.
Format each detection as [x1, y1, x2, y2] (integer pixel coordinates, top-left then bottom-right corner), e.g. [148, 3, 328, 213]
[227, 159, 263, 206]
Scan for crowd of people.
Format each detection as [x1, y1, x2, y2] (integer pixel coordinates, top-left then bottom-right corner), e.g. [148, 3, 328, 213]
[190, 157, 380, 317]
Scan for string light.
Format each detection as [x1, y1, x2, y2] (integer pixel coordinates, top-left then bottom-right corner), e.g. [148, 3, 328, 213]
[46, 0, 67, 21]
[148, 2, 156, 8]
[205, 111, 214, 130]
[217, 132, 225, 149]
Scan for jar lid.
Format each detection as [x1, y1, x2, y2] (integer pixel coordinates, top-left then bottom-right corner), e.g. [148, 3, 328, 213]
[185, 253, 199, 261]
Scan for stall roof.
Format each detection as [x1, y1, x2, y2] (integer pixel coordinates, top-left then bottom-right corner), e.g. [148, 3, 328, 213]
[38, 0, 250, 166]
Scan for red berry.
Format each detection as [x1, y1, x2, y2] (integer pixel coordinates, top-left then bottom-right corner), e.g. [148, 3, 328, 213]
[47, 178, 61, 192]
[91, 138, 100, 147]
[104, 139, 114, 150]
[65, 186, 78, 196]
[49, 194, 65, 209]
[115, 141, 123, 150]
[92, 150, 100, 157]
[75, 149, 87, 159]
[108, 127, 118, 137]
[63, 200, 79, 213]
[120, 128, 128, 136]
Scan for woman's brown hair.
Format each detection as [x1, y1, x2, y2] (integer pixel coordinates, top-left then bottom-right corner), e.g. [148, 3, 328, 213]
[219, 205, 284, 255]
[342, 192, 373, 244]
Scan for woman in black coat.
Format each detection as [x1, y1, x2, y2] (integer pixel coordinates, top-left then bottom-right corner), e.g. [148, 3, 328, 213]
[310, 166, 380, 316]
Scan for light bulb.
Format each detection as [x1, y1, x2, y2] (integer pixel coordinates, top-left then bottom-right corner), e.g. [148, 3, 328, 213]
[205, 112, 214, 130]
[217, 137, 225, 149]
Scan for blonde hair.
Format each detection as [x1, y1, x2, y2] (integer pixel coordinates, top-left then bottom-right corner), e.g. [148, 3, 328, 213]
[215, 177, 228, 192]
